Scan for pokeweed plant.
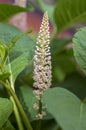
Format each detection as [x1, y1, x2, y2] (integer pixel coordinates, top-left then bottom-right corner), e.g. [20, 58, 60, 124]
[1, 0, 86, 130]
[0, 12, 52, 130]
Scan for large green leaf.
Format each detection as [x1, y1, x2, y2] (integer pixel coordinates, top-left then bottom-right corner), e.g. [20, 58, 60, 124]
[18, 86, 53, 121]
[0, 4, 30, 21]
[43, 87, 86, 130]
[54, 0, 86, 33]
[0, 22, 35, 82]
[72, 27, 86, 75]
[0, 98, 13, 128]
[58, 73, 86, 100]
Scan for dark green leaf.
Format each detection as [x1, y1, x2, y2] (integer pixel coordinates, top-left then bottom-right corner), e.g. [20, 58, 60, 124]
[58, 73, 86, 100]
[54, 0, 86, 33]
[0, 85, 7, 98]
[43, 87, 86, 130]
[0, 4, 29, 21]
[1, 120, 16, 130]
[0, 98, 13, 128]
[0, 73, 10, 81]
[32, 119, 58, 130]
[72, 27, 86, 75]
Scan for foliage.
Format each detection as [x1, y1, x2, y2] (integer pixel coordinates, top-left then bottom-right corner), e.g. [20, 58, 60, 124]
[43, 87, 86, 130]
[0, 1, 86, 130]
[0, 98, 13, 128]
[0, 4, 33, 21]
[54, 0, 86, 33]
[73, 27, 86, 75]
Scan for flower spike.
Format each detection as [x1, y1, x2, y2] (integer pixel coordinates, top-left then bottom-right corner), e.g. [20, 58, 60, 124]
[33, 11, 52, 119]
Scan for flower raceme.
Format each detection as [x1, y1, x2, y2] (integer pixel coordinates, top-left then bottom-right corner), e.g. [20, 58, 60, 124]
[33, 12, 52, 119]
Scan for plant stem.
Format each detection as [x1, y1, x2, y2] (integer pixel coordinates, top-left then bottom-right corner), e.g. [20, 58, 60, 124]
[8, 58, 24, 130]
[10, 95, 24, 130]
[36, 99, 42, 130]
[0, 80, 33, 130]
[8, 85, 33, 130]
[36, 119, 41, 130]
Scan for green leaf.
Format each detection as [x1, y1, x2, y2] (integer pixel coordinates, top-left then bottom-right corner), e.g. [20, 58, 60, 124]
[0, 23, 35, 60]
[0, 98, 13, 128]
[6, 53, 30, 83]
[58, 73, 86, 100]
[18, 86, 53, 121]
[18, 86, 38, 121]
[72, 27, 86, 75]
[0, 22, 35, 82]
[1, 120, 16, 130]
[0, 4, 29, 22]
[43, 87, 86, 130]
[54, 0, 86, 33]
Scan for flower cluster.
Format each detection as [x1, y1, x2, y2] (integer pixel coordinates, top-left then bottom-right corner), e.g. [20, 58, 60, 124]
[33, 12, 52, 119]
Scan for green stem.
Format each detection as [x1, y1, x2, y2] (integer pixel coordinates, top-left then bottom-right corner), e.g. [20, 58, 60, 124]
[36, 119, 41, 130]
[36, 99, 42, 130]
[10, 96, 24, 130]
[8, 58, 24, 130]
[8, 86, 33, 130]
[0, 80, 33, 130]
